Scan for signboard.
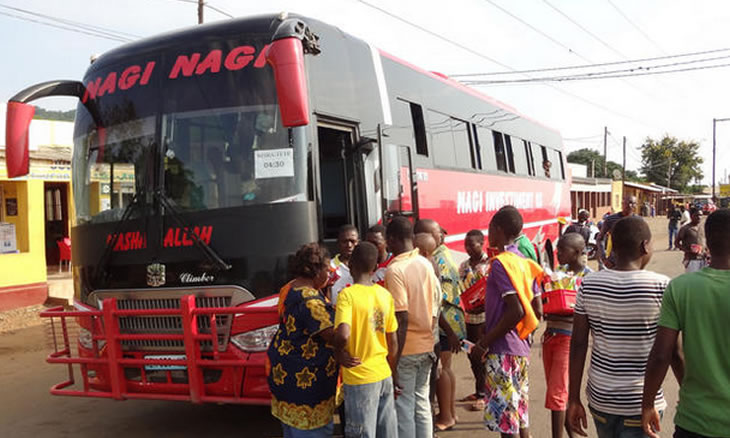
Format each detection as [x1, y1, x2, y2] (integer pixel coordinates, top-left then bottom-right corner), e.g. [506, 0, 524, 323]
[254, 148, 294, 179]
[720, 184, 730, 197]
[0, 223, 17, 253]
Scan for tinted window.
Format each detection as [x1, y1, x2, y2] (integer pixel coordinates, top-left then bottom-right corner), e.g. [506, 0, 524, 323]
[429, 110, 455, 167]
[504, 135, 515, 173]
[493, 131, 508, 172]
[511, 137, 529, 175]
[476, 127, 497, 171]
[523, 140, 535, 176]
[452, 119, 472, 169]
[539, 145, 551, 178]
[409, 103, 428, 156]
[548, 148, 564, 180]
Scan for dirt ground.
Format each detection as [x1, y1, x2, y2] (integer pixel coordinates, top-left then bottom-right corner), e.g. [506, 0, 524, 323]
[0, 217, 688, 437]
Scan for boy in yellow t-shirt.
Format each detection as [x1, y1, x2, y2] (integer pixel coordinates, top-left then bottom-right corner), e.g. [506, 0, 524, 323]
[334, 241, 399, 438]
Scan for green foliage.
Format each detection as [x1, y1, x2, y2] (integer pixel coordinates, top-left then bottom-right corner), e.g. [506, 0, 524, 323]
[639, 135, 703, 192]
[566, 148, 638, 180]
[33, 106, 76, 121]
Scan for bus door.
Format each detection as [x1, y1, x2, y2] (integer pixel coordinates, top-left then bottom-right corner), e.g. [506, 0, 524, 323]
[316, 121, 372, 244]
[382, 144, 418, 221]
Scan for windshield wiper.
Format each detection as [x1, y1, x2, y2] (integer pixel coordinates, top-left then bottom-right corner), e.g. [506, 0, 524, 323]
[155, 190, 232, 272]
[93, 190, 148, 289]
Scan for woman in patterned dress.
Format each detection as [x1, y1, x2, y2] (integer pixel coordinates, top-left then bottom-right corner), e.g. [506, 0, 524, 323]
[268, 243, 351, 438]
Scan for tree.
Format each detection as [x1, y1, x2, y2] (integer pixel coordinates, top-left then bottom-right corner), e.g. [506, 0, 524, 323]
[566, 148, 639, 180]
[33, 106, 76, 122]
[639, 135, 703, 192]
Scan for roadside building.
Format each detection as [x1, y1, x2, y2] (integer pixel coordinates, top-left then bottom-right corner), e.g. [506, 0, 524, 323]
[622, 181, 678, 216]
[0, 107, 74, 311]
[568, 163, 623, 220]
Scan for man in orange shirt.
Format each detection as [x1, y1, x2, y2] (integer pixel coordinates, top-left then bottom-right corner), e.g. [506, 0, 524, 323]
[385, 216, 439, 438]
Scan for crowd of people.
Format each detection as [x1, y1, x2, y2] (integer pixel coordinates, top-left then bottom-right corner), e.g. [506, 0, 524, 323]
[265, 200, 730, 438]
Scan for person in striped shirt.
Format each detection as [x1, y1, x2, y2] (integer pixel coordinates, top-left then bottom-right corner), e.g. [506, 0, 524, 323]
[567, 216, 671, 438]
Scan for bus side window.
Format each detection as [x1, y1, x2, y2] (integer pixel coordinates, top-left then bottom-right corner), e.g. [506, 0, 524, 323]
[476, 126, 497, 172]
[523, 140, 535, 176]
[510, 137, 529, 176]
[469, 124, 482, 170]
[452, 119, 471, 169]
[429, 110, 456, 168]
[551, 149, 566, 180]
[492, 131, 508, 172]
[409, 103, 428, 157]
[539, 144, 551, 178]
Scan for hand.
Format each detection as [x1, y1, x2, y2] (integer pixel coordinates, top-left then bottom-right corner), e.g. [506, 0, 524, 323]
[447, 332, 461, 353]
[469, 342, 488, 364]
[336, 349, 361, 368]
[566, 400, 588, 437]
[642, 407, 661, 438]
[392, 374, 402, 400]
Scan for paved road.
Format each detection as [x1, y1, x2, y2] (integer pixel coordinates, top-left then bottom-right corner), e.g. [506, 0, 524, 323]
[0, 217, 686, 437]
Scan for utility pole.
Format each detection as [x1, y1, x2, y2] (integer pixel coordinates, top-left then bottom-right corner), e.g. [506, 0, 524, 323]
[591, 159, 595, 178]
[712, 118, 730, 202]
[622, 136, 627, 190]
[603, 126, 608, 177]
[198, 0, 204, 24]
[667, 151, 672, 189]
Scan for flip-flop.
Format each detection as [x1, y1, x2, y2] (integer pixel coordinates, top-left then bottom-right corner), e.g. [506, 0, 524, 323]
[470, 399, 485, 411]
[434, 422, 455, 432]
[459, 393, 479, 402]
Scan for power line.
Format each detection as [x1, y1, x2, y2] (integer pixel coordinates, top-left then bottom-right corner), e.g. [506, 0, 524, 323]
[542, 0, 628, 60]
[606, 0, 666, 55]
[354, 0, 660, 128]
[164, 0, 234, 19]
[0, 9, 131, 42]
[0, 4, 140, 39]
[449, 46, 730, 77]
[463, 61, 730, 84]
[204, 2, 234, 18]
[355, 0, 512, 71]
[481, 0, 588, 61]
[461, 53, 730, 82]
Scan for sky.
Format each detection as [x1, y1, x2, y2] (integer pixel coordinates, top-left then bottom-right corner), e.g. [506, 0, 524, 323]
[2, 0, 730, 184]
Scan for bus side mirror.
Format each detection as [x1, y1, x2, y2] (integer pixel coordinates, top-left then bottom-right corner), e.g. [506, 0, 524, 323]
[5, 101, 35, 178]
[266, 37, 310, 128]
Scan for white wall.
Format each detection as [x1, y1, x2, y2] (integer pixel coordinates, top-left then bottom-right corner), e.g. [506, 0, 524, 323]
[0, 103, 74, 150]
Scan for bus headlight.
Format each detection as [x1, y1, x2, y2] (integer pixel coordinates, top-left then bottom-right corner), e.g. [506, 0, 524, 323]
[78, 327, 105, 350]
[230, 325, 278, 352]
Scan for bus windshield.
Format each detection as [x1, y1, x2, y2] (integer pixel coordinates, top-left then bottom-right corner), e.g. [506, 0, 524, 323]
[72, 37, 309, 224]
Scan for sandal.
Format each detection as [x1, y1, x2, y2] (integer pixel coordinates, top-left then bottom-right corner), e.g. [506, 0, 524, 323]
[434, 422, 455, 432]
[470, 399, 485, 411]
[459, 393, 479, 402]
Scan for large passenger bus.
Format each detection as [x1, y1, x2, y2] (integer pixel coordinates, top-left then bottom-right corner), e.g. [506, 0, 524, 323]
[5, 13, 570, 404]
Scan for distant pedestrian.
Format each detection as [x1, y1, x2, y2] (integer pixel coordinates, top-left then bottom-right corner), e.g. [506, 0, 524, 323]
[330, 225, 360, 305]
[267, 243, 343, 437]
[543, 233, 592, 438]
[470, 206, 544, 438]
[667, 206, 682, 250]
[675, 208, 706, 272]
[384, 217, 439, 438]
[365, 224, 392, 285]
[458, 230, 489, 411]
[334, 242, 399, 438]
[679, 205, 691, 227]
[597, 195, 638, 269]
[567, 217, 670, 438]
[641, 209, 730, 438]
[565, 209, 591, 246]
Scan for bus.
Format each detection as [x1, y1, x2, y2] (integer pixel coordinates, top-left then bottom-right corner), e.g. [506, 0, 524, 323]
[5, 13, 570, 404]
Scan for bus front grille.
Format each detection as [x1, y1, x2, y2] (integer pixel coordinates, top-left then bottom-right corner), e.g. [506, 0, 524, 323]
[89, 287, 255, 353]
